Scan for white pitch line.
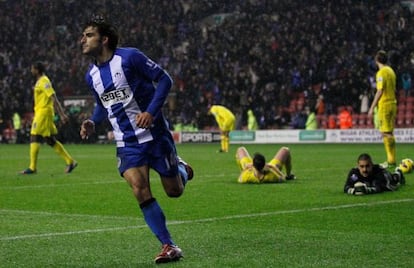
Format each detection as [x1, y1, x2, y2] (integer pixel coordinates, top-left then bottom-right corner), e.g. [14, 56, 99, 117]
[1, 198, 412, 242]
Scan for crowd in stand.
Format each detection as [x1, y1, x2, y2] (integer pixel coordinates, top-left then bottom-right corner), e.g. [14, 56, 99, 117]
[1, 0, 413, 143]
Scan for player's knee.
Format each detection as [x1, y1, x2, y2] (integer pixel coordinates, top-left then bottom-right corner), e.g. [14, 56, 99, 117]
[45, 137, 56, 146]
[281, 146, 290, 152]
[166, 188, 183, 198]
[165, 183, 184, 198]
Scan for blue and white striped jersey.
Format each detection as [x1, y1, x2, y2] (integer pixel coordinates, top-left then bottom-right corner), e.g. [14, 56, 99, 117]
[85, 47, 172, 148]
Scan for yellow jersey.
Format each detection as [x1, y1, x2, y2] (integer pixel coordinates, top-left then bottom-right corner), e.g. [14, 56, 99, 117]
[376, 66, 397, 106]
[209, 105, 235, 130]
[34, 75, 55, 113]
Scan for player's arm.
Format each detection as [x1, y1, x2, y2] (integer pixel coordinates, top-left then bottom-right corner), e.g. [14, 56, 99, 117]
[344, 169, 358, 194]
[80, 103, 107, 140]
[368, 89, 382, 116]
[344, 171, 379, 195]
[135, 72, 172, 129]
[368, 73, 383, 116]
[52, 94, 69, 123]
[266, 164, 285, 180]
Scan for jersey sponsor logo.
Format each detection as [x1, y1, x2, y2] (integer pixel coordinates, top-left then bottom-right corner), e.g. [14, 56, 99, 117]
[100, 87, 133, 108]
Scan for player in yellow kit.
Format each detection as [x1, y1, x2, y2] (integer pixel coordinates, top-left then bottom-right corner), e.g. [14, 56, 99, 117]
[236, 146, 296, 184]
[20, 62, 77, 174]
[368, 50, 397, 169]
[208, 105, 235, 153]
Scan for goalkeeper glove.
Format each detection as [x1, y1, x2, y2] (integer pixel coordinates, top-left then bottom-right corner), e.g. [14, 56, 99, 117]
[353, 182, 368, 195]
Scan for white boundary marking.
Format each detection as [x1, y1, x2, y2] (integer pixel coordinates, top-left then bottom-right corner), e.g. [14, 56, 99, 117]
[1, 198, 412, 241]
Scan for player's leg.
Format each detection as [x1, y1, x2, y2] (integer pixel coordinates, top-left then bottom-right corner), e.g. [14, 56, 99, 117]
[236, 146, 252, 170]
[151, 143, 188, 263]
[270, 146, 295, 180]
[222, 130, 230, 152]
[20, 113, 44, 174]
[20, 134, 41, 174]
[123, 165, 182, 263]
[222, 119, 235, 153]
[46, 135, 77, 173]
[379, 105, 396, 167]
[272, 147, 290, 170]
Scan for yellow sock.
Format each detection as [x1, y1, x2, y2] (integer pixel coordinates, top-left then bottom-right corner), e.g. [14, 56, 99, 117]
[383, 136, 396, 164]
[53, 141, 73, 165]
[220, 135, 225, 151]
[223, 136, 229, 152]
[29, 142, 40, 171]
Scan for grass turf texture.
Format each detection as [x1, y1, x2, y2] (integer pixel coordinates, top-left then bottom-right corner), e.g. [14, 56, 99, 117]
[1, 143, 413, 267]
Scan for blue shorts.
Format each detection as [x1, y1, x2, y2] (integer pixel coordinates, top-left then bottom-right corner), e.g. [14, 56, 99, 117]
[116, 134, 179, 177]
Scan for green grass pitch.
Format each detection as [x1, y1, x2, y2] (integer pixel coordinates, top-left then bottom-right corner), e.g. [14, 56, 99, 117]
[1, 143, 413, 267]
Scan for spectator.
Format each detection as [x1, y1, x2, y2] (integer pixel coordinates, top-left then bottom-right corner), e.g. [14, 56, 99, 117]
[338, 107, 353, 129]
[401, 71, 412, 97]
[1, 1, 414, 136]
[247, 109, 258, 130]
[305, 106, 318, 130]
[359, 90, 370, 114]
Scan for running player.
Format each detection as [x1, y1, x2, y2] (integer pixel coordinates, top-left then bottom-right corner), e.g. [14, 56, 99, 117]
[79, 15, 193, 264]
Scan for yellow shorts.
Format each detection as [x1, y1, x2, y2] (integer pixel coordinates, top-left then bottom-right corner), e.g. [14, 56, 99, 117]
[30, 110, 58, 137]
[377, 103, 396, 133]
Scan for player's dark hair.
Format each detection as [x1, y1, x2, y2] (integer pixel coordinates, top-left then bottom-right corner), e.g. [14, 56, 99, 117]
[84, 14, 119, 51]
[357, 153, 373, 164]
[253, 153, 266, 172]
[375, 50, 388, 64]
[33, 61, 45, 74]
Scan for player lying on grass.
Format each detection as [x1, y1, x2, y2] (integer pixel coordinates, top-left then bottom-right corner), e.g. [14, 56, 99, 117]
[236, 146, 296, 183]
[344, 153, 405, 195]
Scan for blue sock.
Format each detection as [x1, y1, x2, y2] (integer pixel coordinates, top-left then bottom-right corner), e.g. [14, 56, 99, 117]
[140, 198, 174, 245]
[178, 164, 188, 186]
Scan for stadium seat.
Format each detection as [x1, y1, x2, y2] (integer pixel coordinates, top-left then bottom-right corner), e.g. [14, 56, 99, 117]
[398, 103, 406, 113]
[396, 114, 405, 128]
[405, 102, 413, 114]
[357, 114, 367, 128]
[365, 115, 374, 128]
[352, 114, 359, 128]
[406, 96, 414, 104]
[405, 114, 414, 127]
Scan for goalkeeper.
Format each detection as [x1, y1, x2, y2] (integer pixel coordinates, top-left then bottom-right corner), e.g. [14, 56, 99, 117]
[344, 153, 405, 195]
[236, 146, 296, 184]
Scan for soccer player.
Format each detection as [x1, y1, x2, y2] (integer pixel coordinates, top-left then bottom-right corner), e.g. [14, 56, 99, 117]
[344, 153, 404, 195]
[368, 50, 397, 169]
[208, 105, 235, 153]
[79, 15, 193, 264]
[20, 62, 77, 174]
[236, 146, 296, 184]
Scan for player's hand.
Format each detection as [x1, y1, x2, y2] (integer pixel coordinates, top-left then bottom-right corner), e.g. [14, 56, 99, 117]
[353, 182, 368, 195]
[60, 113, 69, 124]
[135, 112, 153, 129]
[80, 119, 95, 139]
